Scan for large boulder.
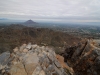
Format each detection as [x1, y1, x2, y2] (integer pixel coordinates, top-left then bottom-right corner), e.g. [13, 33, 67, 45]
[0, 44, 73, 75]
[9, 62, 27, 75]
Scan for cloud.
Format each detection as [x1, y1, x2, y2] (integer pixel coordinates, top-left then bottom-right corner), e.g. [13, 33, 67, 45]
[0, 0, 100, 22]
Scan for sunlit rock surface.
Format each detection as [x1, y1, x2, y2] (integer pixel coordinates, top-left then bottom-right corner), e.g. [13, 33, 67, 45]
[0, 43, 73, 75]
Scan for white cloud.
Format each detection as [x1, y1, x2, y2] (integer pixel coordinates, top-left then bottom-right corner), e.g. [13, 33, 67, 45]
[0, 0, 100, 22]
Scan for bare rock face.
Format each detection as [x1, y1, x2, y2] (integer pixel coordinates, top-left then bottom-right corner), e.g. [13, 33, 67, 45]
[10, 62, 27, 75]
[0, 52, 11, 70]
[0, 43, 73, 75]
[62, 39, 100, 75]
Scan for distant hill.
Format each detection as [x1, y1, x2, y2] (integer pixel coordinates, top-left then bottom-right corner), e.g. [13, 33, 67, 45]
[24, 19, 37, 24]
[23, 20, 39, 27]
[0, 24, 80, 53]
[0, 18, 8, 20]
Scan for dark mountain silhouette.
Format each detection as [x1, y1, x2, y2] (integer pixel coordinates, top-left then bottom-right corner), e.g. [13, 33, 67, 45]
[24, 19, 37, 24]
[23, 19, 39, 27]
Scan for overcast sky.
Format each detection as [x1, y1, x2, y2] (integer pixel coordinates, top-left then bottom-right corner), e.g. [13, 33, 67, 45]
[0, 0, 100, 22]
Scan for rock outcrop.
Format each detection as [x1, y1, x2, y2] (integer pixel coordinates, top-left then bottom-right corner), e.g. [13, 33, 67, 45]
[62, 39, 100, 75]
[0, 43, 73, 75]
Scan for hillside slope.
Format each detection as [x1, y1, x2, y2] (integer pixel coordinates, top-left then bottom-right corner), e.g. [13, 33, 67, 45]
[0, 24, 80, 53]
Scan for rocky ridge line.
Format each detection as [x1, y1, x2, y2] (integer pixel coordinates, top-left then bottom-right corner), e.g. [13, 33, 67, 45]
[0, 43, 73, 75]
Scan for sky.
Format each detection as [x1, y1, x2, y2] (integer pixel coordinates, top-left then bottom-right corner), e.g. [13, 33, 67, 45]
[0, 0, 100, 23]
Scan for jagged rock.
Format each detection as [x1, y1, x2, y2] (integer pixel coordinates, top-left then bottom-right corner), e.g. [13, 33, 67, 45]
[22, 53, 39, 64]
[32, 44, 38, 49]
[53, 64, 62, 75]
[56, 54, 74, 74]
[32, 65, 42, 75]
[25, 63, 37, 75]
[62, 39, 100, 75]
[23, 48, 28, 53]
[19, 44, 27, 52]
[47, 64, 55, 72]
[0, 44, 73, 75]
[42, 57, 50, 68]
[26, 43, 32, 50]
[9, 62, 27, 75]
[54, 60, 61, 68]
[13, 47, 19, 53]
[39, 70, 45, 75]
[47, 53, 55, 62]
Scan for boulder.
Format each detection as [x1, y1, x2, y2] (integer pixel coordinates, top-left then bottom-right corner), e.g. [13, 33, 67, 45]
[10, 62, 27, 75]
[22, 53, 39, 64]
[19, 44, 27, 52]
[13, 47, 19, 53]
[0, 43, 73, 75]
[23, 48, 28, 53]
[26, 43, 32, 50]
[0, 52, 10, 70]
[25, 63, 37, 75]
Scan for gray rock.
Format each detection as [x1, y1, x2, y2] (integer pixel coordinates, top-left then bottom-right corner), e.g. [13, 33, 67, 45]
[39, 70, 45, 75]
[32, 65, 42, 75]
[0, 44, 73, 75]
[23, 48, 28, 53]
[0, 52, 10, 69]
[32, 44, 38, 49]
[95, 56, 100, 67]
[25, 63, 37, 75]
[43, 57, 50, 67]
[47, 64, 55, 72]
[54, 60, 61, 68]
[9, 62, 27, 75]
[47, 53, 55, 62]
[22, 53, 39, 64]
[94, 49, 100, 56]
[54, 64, 62, 75]
[26, 43, 32, 50]
[13, 47, 19, 53]
[19, 44, 26, 52]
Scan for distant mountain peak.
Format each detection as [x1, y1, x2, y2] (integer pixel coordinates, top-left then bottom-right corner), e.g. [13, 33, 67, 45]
[23, 19, 39, 27]
[24, 19, 37, 24]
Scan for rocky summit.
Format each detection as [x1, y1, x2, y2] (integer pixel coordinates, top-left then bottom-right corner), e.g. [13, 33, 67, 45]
[61, 39, 100, 75]
[0, 43, 73, 75]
